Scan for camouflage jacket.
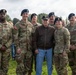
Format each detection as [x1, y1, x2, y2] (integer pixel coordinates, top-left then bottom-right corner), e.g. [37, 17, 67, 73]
[66, 23, 76, 45]
[13, 20, 33, 51]
[0, 21, 12, 48]
[54, 27, 70, 54]
[32, 22, 41, 35]
[33, 22, 41, 29]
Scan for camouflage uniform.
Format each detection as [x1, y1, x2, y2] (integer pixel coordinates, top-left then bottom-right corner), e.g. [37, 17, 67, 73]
[0, 21, 12, 75]
[13, 20, 33, 75]
[54, 27, 70, 75]
[66, 23, 76, 75]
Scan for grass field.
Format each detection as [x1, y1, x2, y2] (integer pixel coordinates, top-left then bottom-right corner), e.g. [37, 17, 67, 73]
[8, 58, 72, 75]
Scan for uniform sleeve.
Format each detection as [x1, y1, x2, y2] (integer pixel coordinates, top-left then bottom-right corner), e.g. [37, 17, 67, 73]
[64, 28, 70, 53]
[5, 37, 12, 48]
[12, 22, 20, 49]
[5, 26, 12, 48]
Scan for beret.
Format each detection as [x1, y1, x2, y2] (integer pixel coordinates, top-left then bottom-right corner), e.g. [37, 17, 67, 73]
[31, 13, 37, 20]
[0, 9, 7, 14]
[21, 9, 29, 16]
[48, 12, 55, 18]
[68, 13, 75, 20]
[54, 17, 62, 24]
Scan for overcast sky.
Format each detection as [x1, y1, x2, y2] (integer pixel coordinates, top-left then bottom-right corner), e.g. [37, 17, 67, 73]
[0, 0, 76, 20]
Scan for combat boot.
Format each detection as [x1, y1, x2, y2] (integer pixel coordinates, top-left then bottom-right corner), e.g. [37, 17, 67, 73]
[72, 72, 76, 75]
[28, 72, 32, 75]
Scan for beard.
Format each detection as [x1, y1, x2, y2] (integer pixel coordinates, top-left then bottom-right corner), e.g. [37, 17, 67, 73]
[0, 18, 6, 23]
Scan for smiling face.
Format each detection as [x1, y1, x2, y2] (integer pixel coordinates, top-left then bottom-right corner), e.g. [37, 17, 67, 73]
[55, 20, 63, 29]
[42, 19, 49, 27]
[49, 15, 55, 24]
[22, 12, 29, 20]
[31, 15, 37, 23]
[69, 16, 76, 24]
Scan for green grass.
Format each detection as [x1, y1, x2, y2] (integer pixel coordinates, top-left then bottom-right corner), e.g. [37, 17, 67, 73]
[8, 58, 72, 75]
[8, 59, 17, 75]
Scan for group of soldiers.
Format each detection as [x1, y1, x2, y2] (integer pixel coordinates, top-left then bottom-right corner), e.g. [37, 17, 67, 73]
[0, 8, 76, 75]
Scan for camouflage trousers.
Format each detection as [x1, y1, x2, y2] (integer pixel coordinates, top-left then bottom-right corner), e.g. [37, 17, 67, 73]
[28, 53, 36, 74]
[68, 50, 76, 75]
[0, 49, 10, 75]
[54, 53, 68, 75]
[15, 50, 32, 75]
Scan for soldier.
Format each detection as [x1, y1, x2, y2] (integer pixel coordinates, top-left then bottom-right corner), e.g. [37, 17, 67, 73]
[28, 13, 41, 75]
[31, 13, 41, 28]
[66, 13, 76, 75]
[0, 9, 12, 75]
[48, 12, 55, 26]
[13, 9, 33, 75]
[54, 17, 70, 75]
[48, 12, 56, 69]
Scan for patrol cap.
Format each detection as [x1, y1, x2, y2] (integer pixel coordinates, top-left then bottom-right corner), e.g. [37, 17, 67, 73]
[21, 9, 29, 16]
[0, 9, 7, 14]
[68, 13, 75, 20]
[42, 16, 48, 20]
[31, 13, 37, 20]
[48, 12, 55, 18]
[54, 17, 62, 24]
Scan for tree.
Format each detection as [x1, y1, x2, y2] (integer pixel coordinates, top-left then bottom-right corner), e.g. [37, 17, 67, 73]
[6, 15, 12, 22]
[38, 13, 47, 24]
